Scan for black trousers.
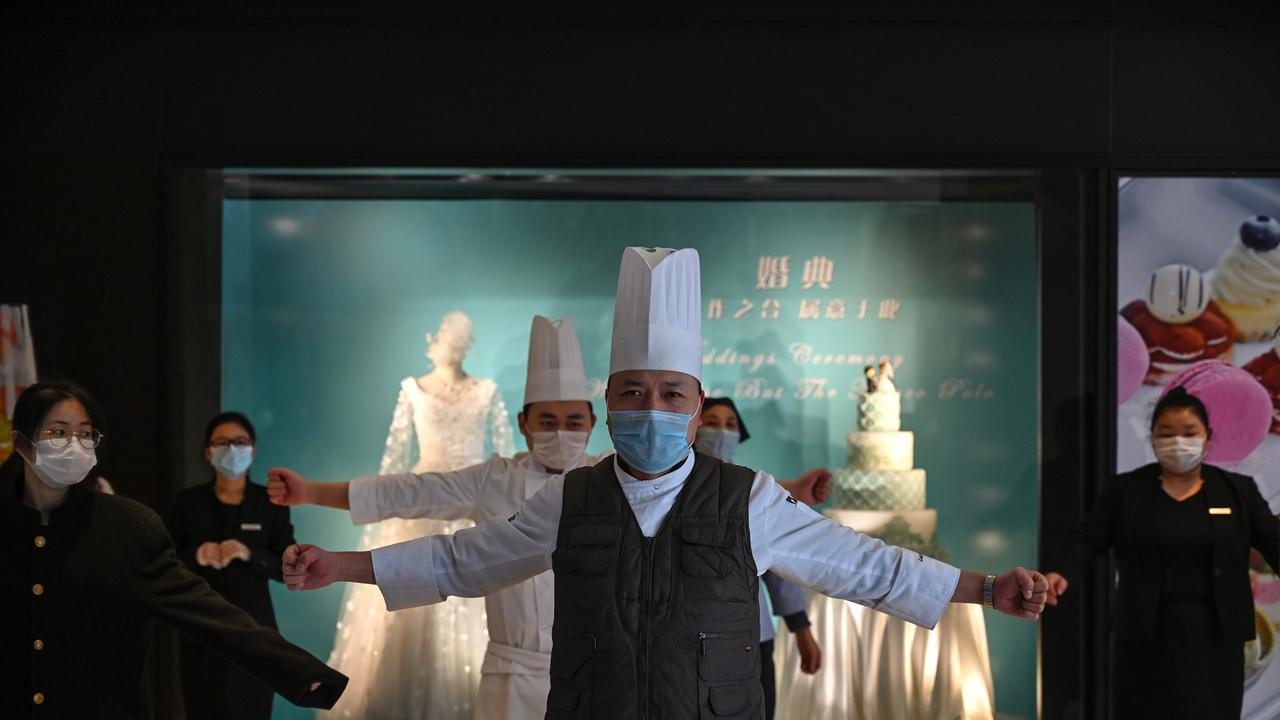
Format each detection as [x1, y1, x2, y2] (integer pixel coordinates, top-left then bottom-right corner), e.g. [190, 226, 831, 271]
[760, 639, 776, 720]
[1113, 597, 1244, 720]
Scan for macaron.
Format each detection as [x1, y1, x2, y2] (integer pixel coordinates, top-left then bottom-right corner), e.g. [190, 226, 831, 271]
[1162, 359, 1271, 462]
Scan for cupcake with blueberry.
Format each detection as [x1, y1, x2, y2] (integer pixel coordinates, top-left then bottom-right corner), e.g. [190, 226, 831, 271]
[1121, 263, 1237, 384]
[1211, 215, 1280, 341]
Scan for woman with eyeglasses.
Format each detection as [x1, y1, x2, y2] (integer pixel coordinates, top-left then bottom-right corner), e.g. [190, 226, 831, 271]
[168, 411, 299, 720]
[0, 381, 345, 719]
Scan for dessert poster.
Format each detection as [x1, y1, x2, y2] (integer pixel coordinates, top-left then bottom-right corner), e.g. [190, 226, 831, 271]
[1117, 176, 1280, 719]
[223, 195, 1040, 718]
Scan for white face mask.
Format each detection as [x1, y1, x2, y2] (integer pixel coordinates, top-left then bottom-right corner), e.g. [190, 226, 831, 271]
[210, 445, 254, 478]
[530, 430, 590, 473]
[1153, 436, 1206, 474]
[29, 439, 97, 489]
[695, 427, 741, 463]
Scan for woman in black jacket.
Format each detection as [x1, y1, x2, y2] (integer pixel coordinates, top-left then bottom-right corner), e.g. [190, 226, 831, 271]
[170, 411, 297, 720]
[0, 381, 346, 720]
[1047, 387, 1280, 719]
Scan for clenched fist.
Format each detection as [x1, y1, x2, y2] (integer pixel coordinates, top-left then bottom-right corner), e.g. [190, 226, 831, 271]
[994, 567, 1050, 621]
[781, 468, 834, 507]
[283, 544, 338, 590]
[283, 544, 375, 590]
[267, 467, 311, 506]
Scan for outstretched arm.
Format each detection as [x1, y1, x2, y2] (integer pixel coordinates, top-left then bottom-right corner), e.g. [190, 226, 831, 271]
[950, 568, 1047, 621]
[284, 472, 565, 611]
[751, 473, 1046, 628]
[268, 457, 497, 525]
[138, 513, 347, 708]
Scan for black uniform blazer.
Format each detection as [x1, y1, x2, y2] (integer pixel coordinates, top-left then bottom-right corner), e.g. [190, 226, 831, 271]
[1056, 463, 1280, 641]
[170, 480, 294, 627]
[0, 476, 346, 719]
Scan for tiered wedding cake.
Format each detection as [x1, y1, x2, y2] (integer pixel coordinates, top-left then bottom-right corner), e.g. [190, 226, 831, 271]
[828, 364, 946, 560]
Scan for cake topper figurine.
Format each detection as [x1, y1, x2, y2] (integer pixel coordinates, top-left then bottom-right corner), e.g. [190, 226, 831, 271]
[864, 361, 897, 394]
[877, 359, 897, 393]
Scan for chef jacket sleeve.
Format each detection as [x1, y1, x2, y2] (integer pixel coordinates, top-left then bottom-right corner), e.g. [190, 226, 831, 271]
[750, 471, 960, 630]
[371, 472, 564, 611]
[136, 510, 348, 708]
[348, 455, 499, 525]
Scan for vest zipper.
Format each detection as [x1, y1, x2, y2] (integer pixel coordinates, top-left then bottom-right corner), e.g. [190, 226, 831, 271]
[638, 536, 655, 720]
[697, 631, 719, 654]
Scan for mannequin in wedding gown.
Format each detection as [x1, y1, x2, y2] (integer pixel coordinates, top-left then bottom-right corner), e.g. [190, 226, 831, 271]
[323, 311, 515, 719]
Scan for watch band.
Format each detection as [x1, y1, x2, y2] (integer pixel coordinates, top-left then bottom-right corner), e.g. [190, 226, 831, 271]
[982, 573, 997, 610]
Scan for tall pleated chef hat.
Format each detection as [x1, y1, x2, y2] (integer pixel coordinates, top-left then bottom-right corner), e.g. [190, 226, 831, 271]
[609, 247, 702, 381]
[524, 316, 591, 405]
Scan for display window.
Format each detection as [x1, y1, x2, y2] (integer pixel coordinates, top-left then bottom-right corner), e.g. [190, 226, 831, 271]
[218, 169, 1040, 719]
[1115, 175, 1280, 719]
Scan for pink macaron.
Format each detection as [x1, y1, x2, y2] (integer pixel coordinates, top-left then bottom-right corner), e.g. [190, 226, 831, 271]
[1117, 315, 1149, 405]
[1162, 359, 1271, 462]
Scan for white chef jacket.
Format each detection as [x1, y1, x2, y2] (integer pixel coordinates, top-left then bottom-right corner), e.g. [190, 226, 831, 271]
[349, 450, 612, 675]
[373, 451, 961, 631]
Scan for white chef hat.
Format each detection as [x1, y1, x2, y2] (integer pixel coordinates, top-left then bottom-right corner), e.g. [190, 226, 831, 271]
[609, 247, 702, 381]
[523, 315, 591, 405]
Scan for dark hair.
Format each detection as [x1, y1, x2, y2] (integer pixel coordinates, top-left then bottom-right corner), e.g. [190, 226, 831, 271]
[520, 400, 596, 420]
[701, 397, 750, 443]
[0, 380, 106, 494]
[203, 411, 257, 448]
[1151, 386, 1211, 435]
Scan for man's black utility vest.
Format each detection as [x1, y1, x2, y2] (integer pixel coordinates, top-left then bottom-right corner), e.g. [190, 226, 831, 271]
[546, 452, 763, 720]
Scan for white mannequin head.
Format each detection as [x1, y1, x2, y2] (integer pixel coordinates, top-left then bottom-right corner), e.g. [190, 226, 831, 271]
[425, 311, 474, 370]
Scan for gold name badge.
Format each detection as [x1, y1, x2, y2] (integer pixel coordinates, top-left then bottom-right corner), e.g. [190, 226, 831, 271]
[1208, 507, 1232, 515]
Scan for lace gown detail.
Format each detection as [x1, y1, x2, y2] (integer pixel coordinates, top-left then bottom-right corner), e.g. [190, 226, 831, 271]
[323, 377, 514, 719]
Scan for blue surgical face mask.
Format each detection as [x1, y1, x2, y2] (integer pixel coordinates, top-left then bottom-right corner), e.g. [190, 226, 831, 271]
[608, 409, 695, 474]
[695, 427, 741, 463]
[210, 445, 254, 478]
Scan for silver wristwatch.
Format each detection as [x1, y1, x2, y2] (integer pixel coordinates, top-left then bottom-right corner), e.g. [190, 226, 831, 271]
[982, 574, 997, 610]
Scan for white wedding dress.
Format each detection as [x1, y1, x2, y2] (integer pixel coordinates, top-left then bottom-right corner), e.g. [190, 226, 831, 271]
[322, 376, 515, 719]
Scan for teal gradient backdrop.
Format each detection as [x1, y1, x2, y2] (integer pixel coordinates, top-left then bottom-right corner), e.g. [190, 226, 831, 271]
[221, 199, 1039, 719]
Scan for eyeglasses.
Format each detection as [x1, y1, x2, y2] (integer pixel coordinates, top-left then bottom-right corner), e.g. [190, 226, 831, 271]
[40, 429, 104, 449]
[209, 439, 253, 449]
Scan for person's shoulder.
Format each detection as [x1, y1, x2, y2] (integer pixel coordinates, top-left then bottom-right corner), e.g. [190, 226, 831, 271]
[490, 452, 518, 468]
[97, 491, 157, 518]
[96, 492, 168, 541]
[1205, 464, 1260, 490]
[1113, 463, 1159, 484]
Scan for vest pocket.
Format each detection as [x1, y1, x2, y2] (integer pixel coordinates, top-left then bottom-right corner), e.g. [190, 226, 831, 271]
[561, 524, 620, 576]
[547, 683, 590, 718]
[697, 633, 758, 720]
[681, 524, 734, 578]
[704, 683, 753, 718]
[697, 632, 757, 681]
[548, 633, 595, 719]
